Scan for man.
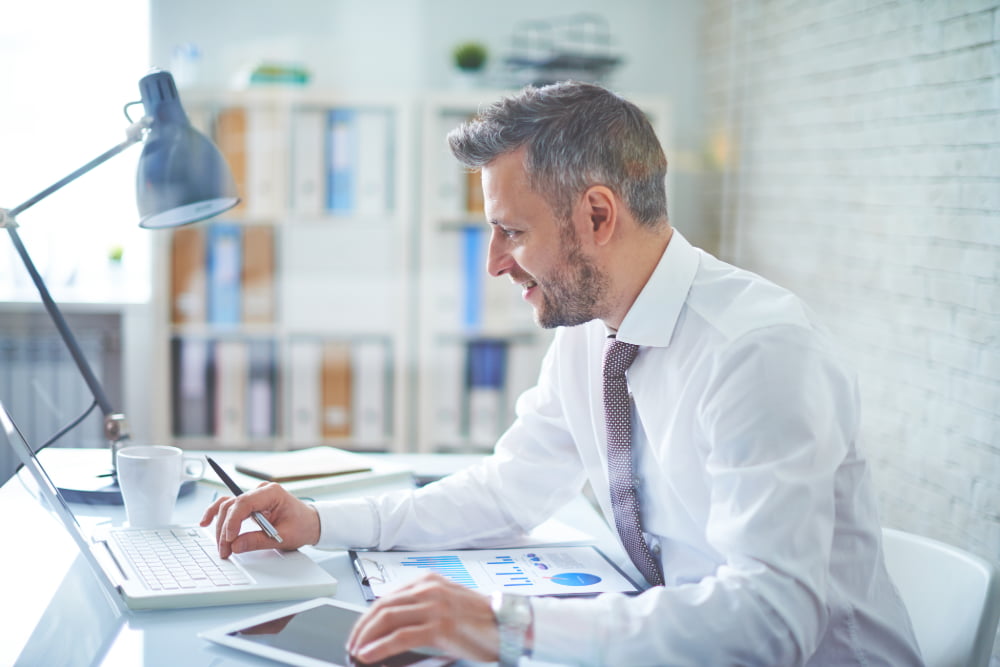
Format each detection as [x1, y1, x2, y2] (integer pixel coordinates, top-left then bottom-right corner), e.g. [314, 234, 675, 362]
[202, 82, 923, 666]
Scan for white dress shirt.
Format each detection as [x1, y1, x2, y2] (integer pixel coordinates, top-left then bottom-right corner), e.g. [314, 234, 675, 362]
[315, 231, 924, 666]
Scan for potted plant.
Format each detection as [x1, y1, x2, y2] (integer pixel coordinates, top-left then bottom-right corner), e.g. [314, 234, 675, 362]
[453, 41, 488, 72]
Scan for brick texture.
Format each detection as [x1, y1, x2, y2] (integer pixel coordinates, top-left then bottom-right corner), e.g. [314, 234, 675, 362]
[701, 0, 1000, 661]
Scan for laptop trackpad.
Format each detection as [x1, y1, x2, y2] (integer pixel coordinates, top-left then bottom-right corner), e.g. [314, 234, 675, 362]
[233, 549, 329, 581]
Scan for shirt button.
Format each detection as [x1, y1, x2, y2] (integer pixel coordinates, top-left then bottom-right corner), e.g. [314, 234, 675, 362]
[652, 544, 661, 556]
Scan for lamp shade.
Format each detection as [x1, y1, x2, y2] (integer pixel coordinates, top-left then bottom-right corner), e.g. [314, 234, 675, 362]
[135, 70, 239, 228]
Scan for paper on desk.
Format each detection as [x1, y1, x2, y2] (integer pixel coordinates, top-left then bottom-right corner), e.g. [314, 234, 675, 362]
[353, 545, 639, 599]
[235, 446, 373, 482]
[200, 460, 414, 498]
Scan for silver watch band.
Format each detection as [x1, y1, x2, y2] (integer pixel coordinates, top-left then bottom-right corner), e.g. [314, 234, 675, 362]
[491, 591, 533, 667]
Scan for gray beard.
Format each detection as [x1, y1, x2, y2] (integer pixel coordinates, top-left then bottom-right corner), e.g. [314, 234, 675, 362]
[535, 246, 609, 329]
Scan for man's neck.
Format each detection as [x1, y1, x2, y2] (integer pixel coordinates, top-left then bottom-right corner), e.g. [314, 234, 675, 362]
[602, 223, 673, 330]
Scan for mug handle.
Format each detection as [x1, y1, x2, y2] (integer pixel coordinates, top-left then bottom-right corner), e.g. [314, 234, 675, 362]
[183, 457, 206, 481]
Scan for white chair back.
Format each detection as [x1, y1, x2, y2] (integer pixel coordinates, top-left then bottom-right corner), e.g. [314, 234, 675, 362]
[882, 527, 1000, 667]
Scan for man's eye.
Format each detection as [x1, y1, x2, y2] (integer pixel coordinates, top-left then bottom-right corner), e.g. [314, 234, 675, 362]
[501, 228, 521, 239]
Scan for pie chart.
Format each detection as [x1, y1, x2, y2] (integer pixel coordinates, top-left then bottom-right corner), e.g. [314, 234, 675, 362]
[548, 572, 602, 586]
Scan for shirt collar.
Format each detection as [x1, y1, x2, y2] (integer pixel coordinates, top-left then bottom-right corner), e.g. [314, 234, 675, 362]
[615, 229, 699, 349]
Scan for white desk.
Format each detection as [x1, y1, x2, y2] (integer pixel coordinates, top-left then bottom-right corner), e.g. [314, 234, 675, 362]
[1, 449, 630, 666]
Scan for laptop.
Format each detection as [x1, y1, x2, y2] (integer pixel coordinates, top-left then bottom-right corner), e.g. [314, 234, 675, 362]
[0, 401, 338, 611]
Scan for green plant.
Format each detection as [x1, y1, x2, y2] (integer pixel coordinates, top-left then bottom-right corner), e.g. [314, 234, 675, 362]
[453, 42, 488, 71]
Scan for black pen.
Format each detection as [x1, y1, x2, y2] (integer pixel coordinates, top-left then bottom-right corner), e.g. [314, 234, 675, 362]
[206, 456, 283, 544]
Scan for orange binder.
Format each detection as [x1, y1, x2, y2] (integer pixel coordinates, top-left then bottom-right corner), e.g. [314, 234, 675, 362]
[463, 112, 485, 215]
[170, 226, 206, 323]
[241, 225, 275, 324]
[321, 341, 353, 439]
[465, 169, 484, 214]
[214, 107, 248, 217]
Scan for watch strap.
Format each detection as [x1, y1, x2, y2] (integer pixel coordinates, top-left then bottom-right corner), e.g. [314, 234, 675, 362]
[492, 591, 533, 666]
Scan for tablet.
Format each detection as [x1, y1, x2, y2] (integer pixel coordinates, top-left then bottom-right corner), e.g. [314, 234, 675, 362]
[200, 597, 455, 666]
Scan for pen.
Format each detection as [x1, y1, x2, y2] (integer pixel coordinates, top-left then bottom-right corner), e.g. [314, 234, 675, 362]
[205, 456, 283, 544]
[353, 555, 370, 585]
[351, 551, 375, 601]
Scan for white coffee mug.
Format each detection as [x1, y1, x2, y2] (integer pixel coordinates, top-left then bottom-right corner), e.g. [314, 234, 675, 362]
[116, 445, 205, 528]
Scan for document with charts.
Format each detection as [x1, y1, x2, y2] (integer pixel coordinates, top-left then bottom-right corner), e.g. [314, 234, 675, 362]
[349, 545, 641, 600]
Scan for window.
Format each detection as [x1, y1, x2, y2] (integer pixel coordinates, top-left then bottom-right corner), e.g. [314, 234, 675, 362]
[0, 1, 151, 302]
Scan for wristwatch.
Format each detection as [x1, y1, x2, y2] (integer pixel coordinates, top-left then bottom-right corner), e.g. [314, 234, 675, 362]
[491, 591, 533, 666]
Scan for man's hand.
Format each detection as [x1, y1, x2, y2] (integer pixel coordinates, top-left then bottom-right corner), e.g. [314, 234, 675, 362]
[347, 572, 499, 664]
[199, 482, 320, 558]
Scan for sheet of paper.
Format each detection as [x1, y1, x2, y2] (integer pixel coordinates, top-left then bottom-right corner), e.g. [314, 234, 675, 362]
[199, 461, 413, 498]
[353, 545, 639, 598]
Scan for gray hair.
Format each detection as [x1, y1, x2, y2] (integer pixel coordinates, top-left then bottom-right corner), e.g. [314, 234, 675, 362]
[447, 81, 668, 227]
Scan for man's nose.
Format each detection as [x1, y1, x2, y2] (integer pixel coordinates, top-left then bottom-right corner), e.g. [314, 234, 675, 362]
[486, 228, 513, 278]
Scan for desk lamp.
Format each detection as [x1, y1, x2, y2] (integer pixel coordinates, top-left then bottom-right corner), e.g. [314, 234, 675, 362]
[0, 70, 238, 504]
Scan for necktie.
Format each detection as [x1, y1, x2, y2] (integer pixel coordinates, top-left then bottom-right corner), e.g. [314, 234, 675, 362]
[603, 337, 664, 586]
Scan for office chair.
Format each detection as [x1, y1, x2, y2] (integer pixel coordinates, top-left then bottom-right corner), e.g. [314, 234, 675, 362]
[882, 527, 1000, 667]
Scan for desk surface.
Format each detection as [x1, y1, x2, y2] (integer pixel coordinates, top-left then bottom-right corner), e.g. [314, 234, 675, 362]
[2, 449, 627, 667]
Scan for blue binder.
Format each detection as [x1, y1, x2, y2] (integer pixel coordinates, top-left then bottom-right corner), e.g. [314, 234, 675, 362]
[326, 108, 357, 213]
[207, 223, 243, 325]
[462, 226, 485, 330]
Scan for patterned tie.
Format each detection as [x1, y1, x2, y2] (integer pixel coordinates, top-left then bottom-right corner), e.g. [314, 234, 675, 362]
[603, 337, 664, 586]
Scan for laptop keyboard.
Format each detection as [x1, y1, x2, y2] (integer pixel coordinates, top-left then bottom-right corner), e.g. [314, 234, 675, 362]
[112, 527, 253, 591]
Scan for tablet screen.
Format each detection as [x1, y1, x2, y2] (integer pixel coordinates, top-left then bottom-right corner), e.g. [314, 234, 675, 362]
[227, 602, 453, 667]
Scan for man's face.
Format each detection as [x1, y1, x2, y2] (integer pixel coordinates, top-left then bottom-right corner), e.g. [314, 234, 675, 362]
[481, 150, 609, 329]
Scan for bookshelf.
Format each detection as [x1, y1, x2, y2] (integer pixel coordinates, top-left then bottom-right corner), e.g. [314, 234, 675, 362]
[413, 92, 671, 453]
[414, 93, 549, 453]
[150, 87, 669, 456]
[152, 88, 414, 453]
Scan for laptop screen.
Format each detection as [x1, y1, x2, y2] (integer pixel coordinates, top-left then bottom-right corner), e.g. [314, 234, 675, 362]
[0, 402, 107, 560]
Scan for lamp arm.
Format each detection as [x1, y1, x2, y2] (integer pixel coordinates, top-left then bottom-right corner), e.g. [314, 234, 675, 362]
[0, 119, 151, 456]
[8, 118, 149, 218]
[4, 226, 117, 418]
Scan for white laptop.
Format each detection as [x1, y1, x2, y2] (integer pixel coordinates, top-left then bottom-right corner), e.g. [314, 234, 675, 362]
[0, 401, 338, 611]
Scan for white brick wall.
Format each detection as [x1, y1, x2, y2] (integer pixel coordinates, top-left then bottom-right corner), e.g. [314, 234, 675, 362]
[701, 0, 1000, 661]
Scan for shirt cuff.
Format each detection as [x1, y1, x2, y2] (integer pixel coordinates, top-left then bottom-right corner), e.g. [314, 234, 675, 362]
[529, 595, 604, 663]
[312, 498, 380, 550]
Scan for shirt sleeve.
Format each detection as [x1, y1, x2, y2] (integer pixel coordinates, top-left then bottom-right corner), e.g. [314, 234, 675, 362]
[531, 326, 858, 666]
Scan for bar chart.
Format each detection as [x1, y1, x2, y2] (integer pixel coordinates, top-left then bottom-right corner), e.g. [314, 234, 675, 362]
[399, 554, 478, 588]
[485, 554, 533, 588]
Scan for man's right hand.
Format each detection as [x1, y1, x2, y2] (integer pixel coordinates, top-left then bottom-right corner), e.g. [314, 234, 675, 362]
[199, 482, 320, 558]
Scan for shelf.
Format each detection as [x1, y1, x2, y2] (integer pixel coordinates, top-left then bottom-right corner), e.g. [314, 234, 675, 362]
[155, 90, 414, 453]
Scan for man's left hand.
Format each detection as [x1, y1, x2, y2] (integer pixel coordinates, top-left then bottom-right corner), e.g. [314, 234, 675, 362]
[347, 572, 498, 664]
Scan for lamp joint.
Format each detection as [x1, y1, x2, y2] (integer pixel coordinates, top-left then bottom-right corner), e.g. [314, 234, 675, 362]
[125, 116, 153, 144]
[0, 208, 18, 229]
[105, 413, 131, 443]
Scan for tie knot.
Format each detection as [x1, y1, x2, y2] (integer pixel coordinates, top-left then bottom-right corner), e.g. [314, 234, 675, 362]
[603, 338, 639, 379]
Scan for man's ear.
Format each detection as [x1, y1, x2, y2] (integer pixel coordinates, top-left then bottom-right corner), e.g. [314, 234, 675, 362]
[583, 186, 617, 246]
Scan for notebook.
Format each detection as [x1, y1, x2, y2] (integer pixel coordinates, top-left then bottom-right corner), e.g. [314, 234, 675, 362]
[0, 401, 338, 611]
[235, 446, 373, 482]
